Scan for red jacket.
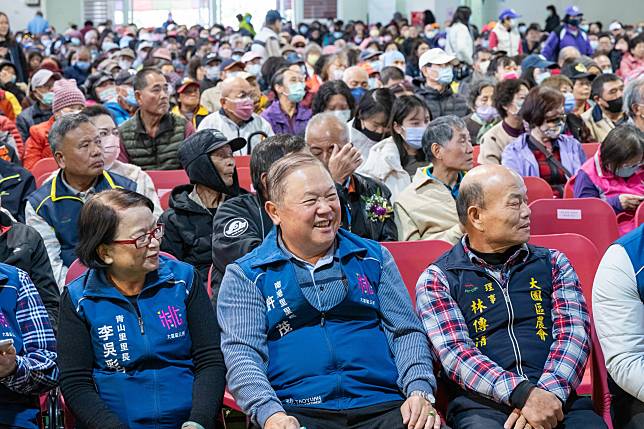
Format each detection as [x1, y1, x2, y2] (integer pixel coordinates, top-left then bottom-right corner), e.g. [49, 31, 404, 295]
[0, 115, 24, 158]
[23, 116, 55, 171]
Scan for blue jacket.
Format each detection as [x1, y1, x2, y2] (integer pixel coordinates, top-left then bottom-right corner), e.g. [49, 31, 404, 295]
[614, 224, 644, 303]
[542, 26, 592, 61]
[66, 256, 197, 428]
[27, 170, 136, 267]
[104, 101, 132, 126]
[236, 228, 404, 410]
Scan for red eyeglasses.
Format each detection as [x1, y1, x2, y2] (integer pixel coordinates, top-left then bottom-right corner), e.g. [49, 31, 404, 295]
[112, 224, 164, 249]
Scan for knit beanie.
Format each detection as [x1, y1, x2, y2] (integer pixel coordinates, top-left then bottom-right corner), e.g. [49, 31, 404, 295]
[52, 79, 86, 113]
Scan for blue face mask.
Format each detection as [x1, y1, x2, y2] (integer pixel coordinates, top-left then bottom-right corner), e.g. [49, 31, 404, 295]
[404, 126, 425, 149]
[615, 164, 640, 178]
[74, 61, 91, 71]
[437, 66, 453, 85]
[125, 88, 138, 107]
[287, 82, 306, 103]
[351, 87, 366, 102]
[564, 92, 576, 113]
[41, 91, 54, 106]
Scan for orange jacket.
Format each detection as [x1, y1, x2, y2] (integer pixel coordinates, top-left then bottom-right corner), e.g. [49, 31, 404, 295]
[23, 116, 55, 171]
[0, 115, 24, 158]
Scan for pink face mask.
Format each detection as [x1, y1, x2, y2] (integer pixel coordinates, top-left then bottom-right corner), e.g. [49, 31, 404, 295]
[230, 97, 254, 121]
[102, 134, 121, 169]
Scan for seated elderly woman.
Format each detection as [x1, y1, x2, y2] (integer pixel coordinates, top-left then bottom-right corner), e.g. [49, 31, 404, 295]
[502, 86, 586, 197]
[0, 262, 57, 429]
[574, 124, 644, 234]
[57, 189, 226, 429]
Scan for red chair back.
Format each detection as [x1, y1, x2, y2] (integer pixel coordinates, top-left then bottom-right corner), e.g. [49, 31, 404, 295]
[563, 175, 576, 198]
[636, 203, 644, 227]
[523, 176, 553, 203]
[528, 198, 619, 254]
[31, 157, 58, 179]
[207, 264, 214, 298]
[590, 317, 614, 429]
[159, 190, 172, 210]
[36, 172, 53, 188]
[147, 170, 189, 197]
[234, 155, 251, 168]
[381, 240, 453, 305]
[472, 145, 481, 167]
[237, 166, 253, 192]
[582, 142, 600, 160]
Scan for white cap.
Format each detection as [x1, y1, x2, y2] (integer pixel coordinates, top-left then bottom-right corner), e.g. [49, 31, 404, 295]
[31, 69, 54, 89]
[241, 51, 262, 64]
[608, 21, 622, 32]
[418, 48, 456, 69]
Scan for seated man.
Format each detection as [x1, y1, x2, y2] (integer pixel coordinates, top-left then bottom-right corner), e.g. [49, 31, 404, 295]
[0, 262, 58, 429]
[417, 164, 606, 429]
[219, 152, 439, 429]
[593, 224, 644, 428]
[160, 129, 245, 279]
[395, 116, 473, 244]
[210, 134, 305, 301]
[0, 158, 35, 222]
[305, 112, 398, 242]
[197, 77, 274, 155]
[25, 114, 137, 288]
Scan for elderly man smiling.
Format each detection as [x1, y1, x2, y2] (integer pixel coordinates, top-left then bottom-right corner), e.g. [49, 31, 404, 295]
[218, 152, 439, 429]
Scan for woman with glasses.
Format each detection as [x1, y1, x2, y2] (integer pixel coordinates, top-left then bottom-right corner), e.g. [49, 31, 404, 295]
[57, 188, 226, 429]
[502, 86, 586, 197]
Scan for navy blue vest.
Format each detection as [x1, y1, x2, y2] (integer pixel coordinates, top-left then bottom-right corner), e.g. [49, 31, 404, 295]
[27, 170, 137, 267]
[433, 242, 554, 393]
[614, 224, 644, 303]
[236, 228, 404, 409]
[0, 263, 40, 429]
[67, 256, 196, 429]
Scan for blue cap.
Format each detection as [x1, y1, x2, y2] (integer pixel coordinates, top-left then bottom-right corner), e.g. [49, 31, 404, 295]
[382, 51, 405, 68]
[499, 8, 521, 21]
[265, 10, 282, 24]
[521, 54, 557, 70]
[564, 5, 582, 16]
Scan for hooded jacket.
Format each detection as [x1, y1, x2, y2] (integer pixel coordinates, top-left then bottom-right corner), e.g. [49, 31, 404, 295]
[415, 84, 469, 119]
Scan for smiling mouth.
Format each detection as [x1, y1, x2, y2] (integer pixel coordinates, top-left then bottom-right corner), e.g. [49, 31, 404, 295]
[314, 219, 333, 228]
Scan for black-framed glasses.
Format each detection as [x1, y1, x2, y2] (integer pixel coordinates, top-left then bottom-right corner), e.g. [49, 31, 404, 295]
[112, 224, 164, 248]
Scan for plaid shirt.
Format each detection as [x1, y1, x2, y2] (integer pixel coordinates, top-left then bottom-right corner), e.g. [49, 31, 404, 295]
[415, 237, 590, 405]
[1, 269, 58, 395]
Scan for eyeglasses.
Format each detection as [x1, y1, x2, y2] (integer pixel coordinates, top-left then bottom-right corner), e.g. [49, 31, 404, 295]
[545, 115, 566, 124]
[112, 224, 164, 249]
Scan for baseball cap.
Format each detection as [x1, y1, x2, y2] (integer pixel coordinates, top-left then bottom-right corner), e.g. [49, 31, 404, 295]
[30, 68, 56, 88]
[609, 21, 623, 32]
[153, 48, 172, 62]
[564, 5, 583, 17]
[561, 62, 595, 81]
[521, 54, 557, 70]
[115, 70, 135, 86]
[118, 48, 136, 59]
[178, 129, 246, 168]
[221, 58, 244, 71]
[265, 10, 283, 25]
[499, 8, 521, 21]
[359, 50, 383, 62]
[201, 52, 221, 66]
[241, 51, 262, 64]
[137, 41, 153, 51]
[291, 35, 306, 47]
[418, 48, 456, 69]
[175, 77, 200, 94]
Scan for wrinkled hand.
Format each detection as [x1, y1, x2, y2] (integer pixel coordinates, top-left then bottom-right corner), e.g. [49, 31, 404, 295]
[504, 409, 533, 429]
[517, 388, 563, 429]
[619, 194, 644, 211]
[328, 144, 362, 184]
[0, 345, 17, 378]
[264, 412, 301, 429]
[400, 395, 441, 429]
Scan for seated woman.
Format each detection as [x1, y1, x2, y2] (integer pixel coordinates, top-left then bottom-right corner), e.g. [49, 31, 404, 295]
[359, 94, 431, 201]
[348, 88, 395, 159]
[57, 189, 226, 429]
[502, 86, 586, 197]
[463, 78, 498, 145]
[574, 124, 644, 234]
[311, 79, 356, 123]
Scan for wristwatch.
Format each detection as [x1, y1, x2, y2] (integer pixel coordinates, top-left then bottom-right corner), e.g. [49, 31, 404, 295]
[409, 390, 436, 404]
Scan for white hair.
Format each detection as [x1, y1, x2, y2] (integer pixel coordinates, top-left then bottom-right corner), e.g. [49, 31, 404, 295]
[304, 112, 350, 144]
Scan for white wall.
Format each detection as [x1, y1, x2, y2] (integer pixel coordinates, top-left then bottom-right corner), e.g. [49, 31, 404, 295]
[0, 0, 40, 32]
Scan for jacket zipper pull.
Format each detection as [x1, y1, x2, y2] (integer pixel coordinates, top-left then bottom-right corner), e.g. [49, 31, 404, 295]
[138, 316, 145, 335]
[320, 312, 326, 327]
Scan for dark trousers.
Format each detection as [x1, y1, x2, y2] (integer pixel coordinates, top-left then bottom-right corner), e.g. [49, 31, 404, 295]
[281, 400, 406, 429]
[612, 387, 644, 429]
[448, 395, 607, 429]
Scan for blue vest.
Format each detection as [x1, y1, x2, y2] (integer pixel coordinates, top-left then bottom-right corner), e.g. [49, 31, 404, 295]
[67, 256, 196, 429]
[614, 224, 644, 303]
[0, 263, 40, 429]
[433, 242, 554, 395]
[27, 170, 137, 267]
[236, 228, 403, 410]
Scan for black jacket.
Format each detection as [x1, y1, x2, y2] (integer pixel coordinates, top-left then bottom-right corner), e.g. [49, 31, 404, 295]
[0, 210, 59, 330]
[0, 158, 35, 222]
[16, 103, 52, 143]
[159, 184, 219, 280]
[415, 84, 469, 118]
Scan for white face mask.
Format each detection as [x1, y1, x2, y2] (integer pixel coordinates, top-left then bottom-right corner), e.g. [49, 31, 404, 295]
[101, 134, 121, 169]
[331, 109, 351, 123]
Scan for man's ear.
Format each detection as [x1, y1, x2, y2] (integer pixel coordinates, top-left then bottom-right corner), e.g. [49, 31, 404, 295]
[53, 151, 65, 169]
[468, 205, 485, 233]
[431, 142, 442, 160]
[265, 200, 281, 226]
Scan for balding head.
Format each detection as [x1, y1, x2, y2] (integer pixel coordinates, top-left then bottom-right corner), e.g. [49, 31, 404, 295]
[220, 77, 254, 122]
[343, 66, 369, 89]
[220, 76, 252, 99]
[558, 46, 581, 67]
[305, 112, 351, 166]
[457, 165, 531, 252]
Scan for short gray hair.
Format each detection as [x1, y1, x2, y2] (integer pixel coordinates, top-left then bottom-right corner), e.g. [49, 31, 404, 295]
[304, 112, 350, 144]
[624, 77, 644, 118]
[456, 181, 486, 225]
[266, 152, 329, 203]
[49, 113, 93, 153]
[422, 115, 467, 161]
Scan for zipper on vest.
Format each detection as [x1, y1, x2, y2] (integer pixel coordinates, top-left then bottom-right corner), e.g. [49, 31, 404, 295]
[493, 277, 526, 378]
[320, 312, 326, 327]
[137, 316, 145, 335]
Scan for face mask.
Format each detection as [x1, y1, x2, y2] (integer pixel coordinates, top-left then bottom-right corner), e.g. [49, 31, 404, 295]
[206, 65, 221, 80]
[614, 164, 640, 178]
[307, 54, 320, 66]
[602, 68, 613, 74]
[218, 48, 232, 58]
[437, 66, 453, 85]
[227, 71, 242, 79]
[360, 123, 384, 142]
[535, 70, 551, 85]
[71, 37, 81, 46]
[369, 29, 380, 38]
[580, 24, 590, 33]
[425, 30, 437, 39]
[518, 25, 527, 34]
[369, 61, 381, 73]
[568, 18, 580, 27]
[5, 75, 16, 84]
[286, 82, 305, 103]
[478, 60, 490, 74]
[327, 109, 350, 123]
[404, 126, 425, 149]
[101, 134, 121, 169]
[41, 38, 52, 47]
[299, 26, 309, 35]
[605, 97, 623, 113]
[333, 31, 344, 39]
[541, 121, 564, 140]
[60, 109, 82, 117]
[229, 97, 254, 121]
[246, 63, 261, 77]
[351, 87, 366, 102]
[125, 87, 138, 107]
[98, 87, 118, 103]
[332, 68, 345, 81]
[74, 60, 91, 71]
[564, 92, 576, 113]
[118, 59, 132, 70]
[503, 71, 518, 80]
[476, 105, 498, 122]
[368, 77, 378, 89]
[590, 40, 599, 50]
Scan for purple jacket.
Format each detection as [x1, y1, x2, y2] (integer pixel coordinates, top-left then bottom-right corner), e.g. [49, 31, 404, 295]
[541, 26, 592, 61]
[260, 100, 312, 136]
[501, 133, 586, 179]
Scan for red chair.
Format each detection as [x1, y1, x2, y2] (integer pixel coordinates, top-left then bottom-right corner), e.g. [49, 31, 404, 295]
[237, 166, 253, 192]
[472, 145, 481, 167]
[206, 264, 214, 298]
[636, 203, 644, 227]
[590, 317, 614, 429]
[36, 172, 53, 188]
[31, 157, 58, 179]
[234, 154, 251, 168]
[563, 175, 576, 198]
[381, 240, 453, 305]
[528, 198, 619, 254]
[147, 170, 189, 197]
[523, 176, 554, 203]
[159, 190, 172, 210]
[582, 142, 600, 160]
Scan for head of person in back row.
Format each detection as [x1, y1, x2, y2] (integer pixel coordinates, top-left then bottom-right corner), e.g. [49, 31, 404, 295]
[624, 76, 644, 133]
[582, 73, 625, 143]
[159, 129, 245, 279]
[416, 164, 607, 429]
[218, 151, 440, 429]
[25, 113, 137, 288]
[305, 112, 398, 242]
